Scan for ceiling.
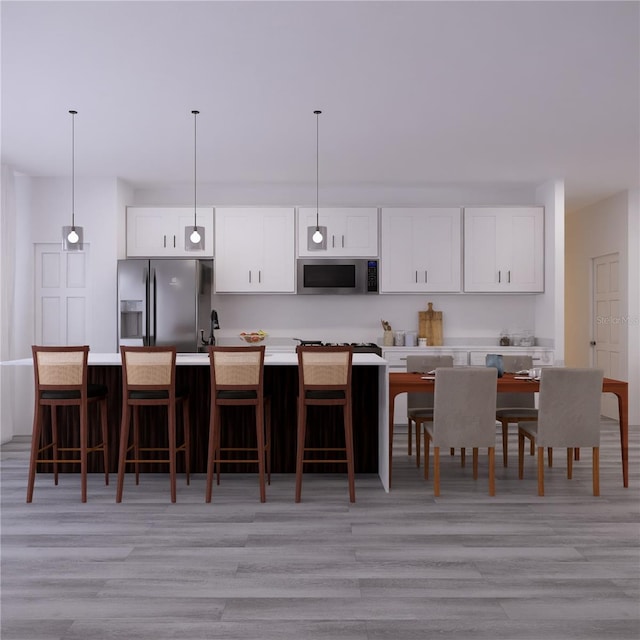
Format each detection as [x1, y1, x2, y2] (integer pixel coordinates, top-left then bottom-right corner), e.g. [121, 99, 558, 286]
[2, 1, 639, 213]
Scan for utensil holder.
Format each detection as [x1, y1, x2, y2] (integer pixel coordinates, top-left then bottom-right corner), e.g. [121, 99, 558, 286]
[383, 330, 394, 346]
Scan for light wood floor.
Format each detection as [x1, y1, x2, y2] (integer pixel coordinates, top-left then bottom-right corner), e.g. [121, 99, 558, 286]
[1, 420, 639, 640]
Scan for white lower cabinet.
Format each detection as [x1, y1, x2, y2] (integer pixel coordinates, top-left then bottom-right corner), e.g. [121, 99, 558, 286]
[468, 349, 555, 367]
[214, 207, 295, 293]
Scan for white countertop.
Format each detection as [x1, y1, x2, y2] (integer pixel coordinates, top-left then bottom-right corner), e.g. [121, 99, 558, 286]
[3, 352, 387, 367]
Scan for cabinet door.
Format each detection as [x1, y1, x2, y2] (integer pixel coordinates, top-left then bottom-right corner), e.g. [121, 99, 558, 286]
[127, 207, 214, 257]
[463, 207, 544, 292]
[297, 208, 378, 257]
[381, 208, 461, 292]
[215, 208, 295, 293]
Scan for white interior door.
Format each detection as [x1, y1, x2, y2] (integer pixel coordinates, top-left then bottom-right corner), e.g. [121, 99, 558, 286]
[35, 244, 90, 345]
[592, 253, 620, 418]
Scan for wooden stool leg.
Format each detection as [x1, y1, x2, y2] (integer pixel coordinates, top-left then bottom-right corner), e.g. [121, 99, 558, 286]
[344, 403, 356, 503]
[116, 404, 131, 503]
[415, 420, 421, 468]
[593, 447, 600, 496]
[424, 429, 430, 480]
[182, 399, 191, 485]
[133, 406, 140, 486]
[51, 406, 59, 486]
[80, 402, 88, 503]
[460, 448, 466, 468]
[100, 398, 109, 486]
[472, 448, 479, 480]
[567, 448, 573, 479]
[518, 432, 525, 479]
[295, 401, 306, 503]
[256, 402, 266, 503]
[205, 403, 217, 503]
[26, 405, 43, 503]
[408, 419, 413, 456]
[168, 405, 177, 503]
[265, 398, 272, 485]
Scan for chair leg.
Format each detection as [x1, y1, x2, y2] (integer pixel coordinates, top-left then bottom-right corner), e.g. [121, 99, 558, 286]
[567, 448, 573, 479]
[80, 402, 88, 503]
[182, 399, 191, 486]
[424, 429, 430, 480]
[472, 448, 479, 480]
[51, 406, 59, 485]
[593, 447, 600, 496]
[116, 405, 131, 503]
[433, 447, 440, 497]
[408, 419, 413, 456]
[575, 447, 580, 461]
[415, 420, 421, 468]
[344, 402, 356, 503]
[256, 402, 266, 503]
[295, 401, 306, 503]
[460, 448, 466, 468]
[501, 420, 509, 467]
[518, 431, 525, 480]
[450, 448, 455, 456]
[168, 404, 177, 503]
[133, 406, 140, 486]
[488, 447, 495, 496]
[100, 398, 109, 486]
[265, 397, 272, 485]
[537, 446, 545, 496]
[26, 405, 43, 503]
[205, 404, 217, 503]
[547, 447, 553, 468]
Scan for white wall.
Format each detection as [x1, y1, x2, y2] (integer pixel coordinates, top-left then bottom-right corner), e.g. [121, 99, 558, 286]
[566, 190, 639, 424]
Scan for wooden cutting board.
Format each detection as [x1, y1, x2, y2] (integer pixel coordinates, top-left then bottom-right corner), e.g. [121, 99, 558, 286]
[418, 302, 443, 346]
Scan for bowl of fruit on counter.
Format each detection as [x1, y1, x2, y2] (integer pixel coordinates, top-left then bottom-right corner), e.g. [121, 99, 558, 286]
[239, 330, 268, 344]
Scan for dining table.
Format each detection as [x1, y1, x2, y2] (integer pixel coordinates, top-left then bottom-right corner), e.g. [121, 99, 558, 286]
[388, 371, 630, 489]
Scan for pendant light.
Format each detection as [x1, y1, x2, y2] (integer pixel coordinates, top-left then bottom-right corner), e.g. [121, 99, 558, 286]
[62, 110, 84, 251]
[185, 109, 204, 250]
[307, 109, 327, 250]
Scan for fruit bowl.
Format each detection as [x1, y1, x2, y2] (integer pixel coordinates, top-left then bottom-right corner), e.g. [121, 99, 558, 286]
[239, 331, 267, 344]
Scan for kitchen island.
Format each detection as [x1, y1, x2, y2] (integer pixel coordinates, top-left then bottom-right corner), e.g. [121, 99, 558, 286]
[14, 351, 391, 491]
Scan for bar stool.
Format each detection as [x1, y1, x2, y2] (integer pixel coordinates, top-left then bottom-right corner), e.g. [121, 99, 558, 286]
[116, 346, 190, 503]
[206, 346, 269, 503]
[27, 345, 109, 503]
[295, 346, 355, 503]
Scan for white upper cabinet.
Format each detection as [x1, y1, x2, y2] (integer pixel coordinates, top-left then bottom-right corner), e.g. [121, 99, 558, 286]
[463, 207, 544, 293]
[297, 207, 379, 257]
[214, 207, 295, 293]
[380, 207, 462, 293]
[126, 207, 214, 257]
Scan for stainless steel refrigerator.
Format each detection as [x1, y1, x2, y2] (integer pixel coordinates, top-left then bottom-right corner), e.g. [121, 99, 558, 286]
[117, 259, 213, 352]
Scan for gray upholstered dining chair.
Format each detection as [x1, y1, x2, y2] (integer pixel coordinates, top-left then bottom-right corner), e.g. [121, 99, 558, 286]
[518, 367, 604, 496]
[495, 354, 538, 467]
[423, 367, 498, 496]
[406, 355, 454, 467]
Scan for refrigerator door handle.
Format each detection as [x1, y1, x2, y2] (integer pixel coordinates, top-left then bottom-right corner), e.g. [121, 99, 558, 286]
[150, 267, 157, 346]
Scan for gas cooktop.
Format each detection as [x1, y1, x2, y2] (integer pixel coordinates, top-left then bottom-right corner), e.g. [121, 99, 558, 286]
[296, 341, 382, 356]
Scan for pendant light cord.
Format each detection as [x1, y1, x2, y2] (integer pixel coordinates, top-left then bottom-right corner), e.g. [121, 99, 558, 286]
[314, 110, 321, 228]
[70, 110, 77, 228]
[192, 110, 199, 228]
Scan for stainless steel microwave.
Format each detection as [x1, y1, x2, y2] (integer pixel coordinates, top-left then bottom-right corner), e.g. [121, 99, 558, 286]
[296, 258, 379, 295]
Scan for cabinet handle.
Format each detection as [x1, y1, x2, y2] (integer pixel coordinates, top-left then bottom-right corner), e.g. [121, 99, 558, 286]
[248, 270, 252, 283]
[424, 270, 428, 283]
[332, 235, 335, 248]
[507, 270, 511, 283]
[258, 270, 262, 283]
[342, 235, 345, 248]
[498, 270, 501, 283]
[415, 271, 418, 283]
[163, 235, 167, 248]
